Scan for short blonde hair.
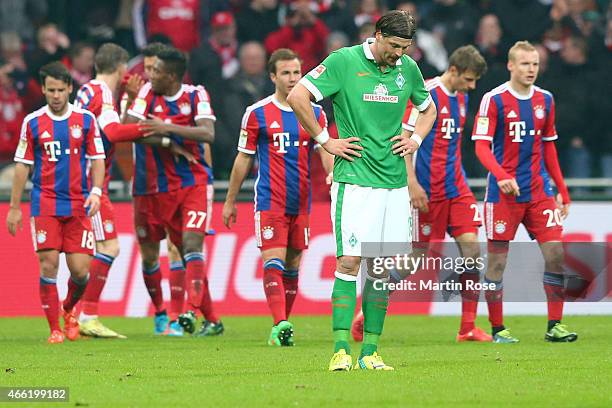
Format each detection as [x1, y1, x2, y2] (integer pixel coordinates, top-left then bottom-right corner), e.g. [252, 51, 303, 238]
[508, 41, 537, 61]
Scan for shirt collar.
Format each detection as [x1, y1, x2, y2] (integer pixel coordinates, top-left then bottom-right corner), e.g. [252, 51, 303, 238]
[362, 38, 403, 66]
[45, 103, 73, 121]
[164, 84, 185, 102]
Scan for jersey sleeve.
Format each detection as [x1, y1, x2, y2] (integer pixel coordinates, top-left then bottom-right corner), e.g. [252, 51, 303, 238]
[402, 100, 418, 132]
[299, 50, 346, 102]
[74, 84, 95, 111]
[194, 85, 216, 121]
[407, 61, 432, 112]
[471, 93, 498, 142]
[237, 108, 259, 155]
[14, 118, 34, 165]
[84, 112, 106, 160]
[127, 83, 152, 120]
[542, 94, 558, 142]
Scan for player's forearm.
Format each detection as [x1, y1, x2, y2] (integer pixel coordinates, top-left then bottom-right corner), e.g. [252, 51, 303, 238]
[90, 159, 105, 189]
[412, 103, 437, 141]
[405, 153, 417, 186]
[103, 122, 145, 143]
[165, 123, 215, 144]
[225, 153, 254, 204]
[475, 140, 511, 180]
[318, 147, 334, 174]
[287, 84, 323, 138]
[544, 142, 570, 203]
[9, 163, 29, 209]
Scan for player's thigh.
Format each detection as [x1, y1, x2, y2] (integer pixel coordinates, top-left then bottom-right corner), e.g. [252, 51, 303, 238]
[96, 238, 120, 258]
[381, 186, 411, 255]
[539, 240, 564, 270]
[524, 198, 563, 243]
[255, 211, 290, 251]
[30, 216, 62, 253]
[455, 232, 480, 259]
[483, 199, 524, 241]
[448, 194, 482, 239]
[37, 249, 60, 278]
[261, 247, 288, 263]
[133, 195, 166, 244]
[167, 240, 183, 263]
[65, 252, 93, 279]
[331, 182, 386, 258]
[288, 214, 310, 251]
[62, 216, 95, 255]
[92, 195, 117, 243]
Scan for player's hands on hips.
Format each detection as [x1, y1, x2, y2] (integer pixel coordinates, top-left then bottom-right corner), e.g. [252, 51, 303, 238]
[409, 181, 429, 213]
[169, 142, 197, 164]
[498, 178, 520, 196]
[84, 194, 100, 217]
[6, 207, 22, 236]
[390, 134, 419, 156]
[222, 201, 237, 229]
[322, 137, 362, 161]
[141, 114, 171, 136]
[556, 193, 570, 219]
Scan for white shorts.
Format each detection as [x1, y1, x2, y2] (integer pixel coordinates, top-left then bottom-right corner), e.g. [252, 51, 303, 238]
[330, 182, 412, 258]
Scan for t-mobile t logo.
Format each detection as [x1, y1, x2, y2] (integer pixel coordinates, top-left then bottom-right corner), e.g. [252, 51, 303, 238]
[509, 121, 526, 142]
[273, 132, 291, 154]
[441, 118, 455, 140]
[43, 141, 61, 162]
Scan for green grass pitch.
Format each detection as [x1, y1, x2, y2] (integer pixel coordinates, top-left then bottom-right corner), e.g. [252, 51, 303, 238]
[1, 315, 611, 407]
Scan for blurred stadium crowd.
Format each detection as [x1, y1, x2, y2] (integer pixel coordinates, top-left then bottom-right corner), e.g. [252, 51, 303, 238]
[0, 0, 610, 185]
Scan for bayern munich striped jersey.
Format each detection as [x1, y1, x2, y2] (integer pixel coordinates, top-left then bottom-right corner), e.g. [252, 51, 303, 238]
[238, 95, 327, 215]
[403, 77, 471, 201]
[14, 104, 105, 216]
[472, 83, 557, 203]
[127, 82, 215, 195]
[74, 80, 120, 193]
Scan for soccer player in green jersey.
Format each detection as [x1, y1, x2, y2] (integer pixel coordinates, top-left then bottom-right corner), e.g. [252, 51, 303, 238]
[288, 10, 437, 371]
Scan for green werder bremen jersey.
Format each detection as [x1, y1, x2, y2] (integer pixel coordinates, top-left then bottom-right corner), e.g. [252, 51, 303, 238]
[302, 39, 431, 188]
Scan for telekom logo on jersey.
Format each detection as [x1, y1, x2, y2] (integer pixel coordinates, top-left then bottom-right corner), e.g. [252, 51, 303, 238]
[272, 132, 309, 154]
[508, 121, 540, 143]
[43, 141, 80, 161]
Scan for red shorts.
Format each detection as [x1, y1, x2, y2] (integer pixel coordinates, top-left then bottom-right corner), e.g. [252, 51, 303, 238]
[412, 194, 481, 242]
[484, 196, 563, 243]
[133, 194, 166, 244]
[30, 216, 94, 255]
[255, 211, 310, 251]
[157, 184, 208, 248]
[91, 195, 117, 242]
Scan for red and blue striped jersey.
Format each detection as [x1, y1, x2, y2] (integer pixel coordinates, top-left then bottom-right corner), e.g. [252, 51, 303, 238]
[74, 80, 120, 193]
[14, 104, 105, 216]
[127, 82, 216, 196]
[238, 95, 327, 215]
[403, 77, 471, 201]
[472, 83, 557, 203]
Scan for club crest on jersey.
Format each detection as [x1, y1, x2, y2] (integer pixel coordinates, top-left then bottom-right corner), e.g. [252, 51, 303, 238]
[395, 72, 405, 89]
[421, 224, 431, 236]
[36, 230, 47, 244]
[494, 220, 507, 234]
[310, 64, 326, 79]
[262, 226, 274, 240]
[70, 125, 83, 139]
[534, 105, 545, 119]
[104, 220, 114, 234]
[179, 103, 191, 115]
[363, 83, 398, 103]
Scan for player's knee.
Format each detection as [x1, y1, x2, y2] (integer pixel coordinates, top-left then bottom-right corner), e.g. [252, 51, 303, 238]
[39, 259, 59, 278]
[544, 244, 564, 270]
[139, 244, 159, 266]
[182, 233, 204, 255]
[97, 239, 120, 258]
[336, 256, 360, 275]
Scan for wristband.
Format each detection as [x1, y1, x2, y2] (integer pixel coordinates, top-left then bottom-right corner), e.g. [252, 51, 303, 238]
[314, 129, 330, 145]
[90, 187, 102, 197]
[410, 134, 423, 147]
[161, 136, 171, 148]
